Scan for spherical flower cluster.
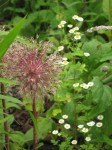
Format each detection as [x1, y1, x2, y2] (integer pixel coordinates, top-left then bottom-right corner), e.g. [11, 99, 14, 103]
[96, 122, 103, 127]
[87, 121, 95, 126]
[58, 20, 67, 28]
[71, 140, 77, 145]
[52, 130, 59, 135]
[64, 123, 71, 129]
[57, 46, 64, 51]
[84, 52, 90, 57]
[62, 115, 68, 119]
[97, 115, 104, 120]
[58, 119, 65, 124]
[2, 42, 62, 98]
[85, 137, 91, 142]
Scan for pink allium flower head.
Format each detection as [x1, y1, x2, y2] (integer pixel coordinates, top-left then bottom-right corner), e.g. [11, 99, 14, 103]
[2, 41, 62, 98]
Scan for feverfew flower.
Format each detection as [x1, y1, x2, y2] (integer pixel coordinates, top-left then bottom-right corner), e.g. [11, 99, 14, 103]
[74, 35, 81, 40]
[52, 130, 59, 135]
[87, 121, 95, 126]
[77, 17, 84, 22]
[71, 140, 77, 145]
[82, 127, 89, 133]
[58, 23, 64, 28]
[97, 115, 104, 120]
[80, 83, 89, 89]
[69, 28, 75, 33]
[88, 82, 94, 87]
[85, 137, 91, 142]
[57, 46, 64, 51]
[84, 52, 90, 57]
[58, 119, 65, 124]
[62, 115, 68, 119]
[67, 24, 73, 28]
[60, 20, 67, 24]
[73, 83, 79, 88]
[72, 15, 79, 20]
[62, 57, 68, 61]
[64, 124, 71, 129]
[61, 60, 69, 66]
[58, 133, 61, 136]
[73, 27, 79, 31]
[96, 122, 103, 127]
[78, 125, 84, 129]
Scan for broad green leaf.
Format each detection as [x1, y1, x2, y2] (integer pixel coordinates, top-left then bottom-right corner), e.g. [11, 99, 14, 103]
[0, 94, 22, 104]
[0, 17, 25, 59]
[88, 77, 112, 118]
[24, 128, 33, 143]
[0, 78, 16, 85]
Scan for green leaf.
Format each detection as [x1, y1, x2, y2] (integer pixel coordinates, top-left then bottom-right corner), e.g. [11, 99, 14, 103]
[0, 78, 16, 85]
[0, 94, 22, 104]
[88, 77, 112, 118]
[0, 17, 25, 59]
[102, 0, 112, 23]
[0, 115, 12, 123]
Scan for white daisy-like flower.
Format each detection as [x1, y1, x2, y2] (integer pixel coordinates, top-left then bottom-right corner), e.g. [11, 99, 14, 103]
[71, 140, 77, 145]
[64, 123, 71, 129]
[58, 119, 65, 124]
[52, 130, 59, 135]
[67, 24, 73, 28]
[60, 20, 67, 24]
[69, 29, 75, 33]
[77, 17, 84, 22]
[87, 121, 95, 126]
[74, 35, 81, 40]
[73, 27, 79, 31]
[82, 127, 89, 133]
[96, 122, 103, 127]
[88, 82, 94, 87]
[78, 125, 84, 129]
[57, 46, 64, 51]
[81, 83, 89, 89]
[72, 15, 79, 20]
[61, 60, 69, 66]
[73, 83, 79, 88]
[97, 115, 104, 120]
[58, 23, 64, 28]
[62, 57, 68, 61]
[58, 133, 61, 136]
[84, 52, 90, 57]
[85, 137, 91, 142]
[62, 115, 68, 119]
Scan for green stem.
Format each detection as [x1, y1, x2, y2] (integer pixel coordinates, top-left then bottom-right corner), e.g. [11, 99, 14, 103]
[32, 96, 38, 150]
[1, 83, 10, 150]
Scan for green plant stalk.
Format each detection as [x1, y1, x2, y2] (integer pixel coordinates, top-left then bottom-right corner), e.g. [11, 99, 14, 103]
[32, 96, 38, 150]
[1, 83, 10, 150]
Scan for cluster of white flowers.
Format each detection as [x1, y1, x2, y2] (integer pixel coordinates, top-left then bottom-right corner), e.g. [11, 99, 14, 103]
[58, 20, 67, 28]
[60, 57, 69, 66]
[72, 15, 84, 22]
[73, 82, 94, 89]
[87, 121, 95, 126]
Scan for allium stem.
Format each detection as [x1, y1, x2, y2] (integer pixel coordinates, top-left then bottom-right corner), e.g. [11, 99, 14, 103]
[1, 83, 10, 150]
[32, 96, 38, 150]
